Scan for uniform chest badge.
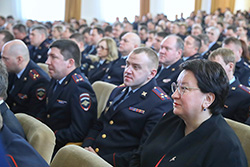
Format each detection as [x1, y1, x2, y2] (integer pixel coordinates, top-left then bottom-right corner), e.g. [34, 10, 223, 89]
[18, 93, 28, 99]
[79, 93, 91, 111]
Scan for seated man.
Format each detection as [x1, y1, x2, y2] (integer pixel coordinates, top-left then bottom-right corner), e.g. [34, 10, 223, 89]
[0, 60, 25, 138]
[82, 47, 173, 166]
[39, 39, 97, 153]
[1, 40, 50, 117]
[28, 25, 52, 63]
[0, 113, 49, 167]
[102, 32, 141, 85]
[209, 48, 250, 123]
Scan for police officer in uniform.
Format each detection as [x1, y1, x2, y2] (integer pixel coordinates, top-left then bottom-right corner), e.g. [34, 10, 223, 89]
[182, 35, 202, 61]
[1, 40, 50, 117]
[156, 35, 184, 96]
[82, 47, 173, 167]
[102, 32, 141, 85]
[28, 25, 52, 63]
[223, 37, 250, 87]
[209, 48, 250, 123]
[39, 39, 97, 153]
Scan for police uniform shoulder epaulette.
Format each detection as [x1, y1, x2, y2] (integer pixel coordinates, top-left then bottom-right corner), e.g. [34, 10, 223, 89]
[117, 83, 125, 88]
[243, 62, 250, 69]
[72, 73, 84, 83]
[152, 86, 170, 100]
[29, 69, 40, 80]
[239, 84, 250, 94]
[217, 41, 222, 45]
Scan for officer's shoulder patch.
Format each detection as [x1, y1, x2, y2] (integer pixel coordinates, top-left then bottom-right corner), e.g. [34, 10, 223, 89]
[239, 84, 250, 94]
[72, 73, 84, 83]
[29, 69, 40, 80]
[217, 41, 222, 45]
[244, 62, 250, 68]
[79, 93, 91, 111]
[36, 88, 46, 100]
[152, 86, 170, 100]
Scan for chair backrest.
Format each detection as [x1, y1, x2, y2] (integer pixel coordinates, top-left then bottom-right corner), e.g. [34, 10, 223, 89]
[225, 118, 250, 165]
[92, 81, 116, 118]
[50, 145, 112, 167]
[37, 63, 50, 76]
[15, 113, 56, 164]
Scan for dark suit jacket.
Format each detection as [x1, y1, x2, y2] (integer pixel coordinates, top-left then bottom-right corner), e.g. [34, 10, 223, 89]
[6, 60, 50, 117]
[1, 125, 49, 167]
[223, 78, 250, 123]
[88, 60, 111, 84]
[156, 59, 183, 96]
[0, 102, 25, 138]
[39, 68, 97, 145]
[82, 79, 173, 167]
[130, 111, 247, 167]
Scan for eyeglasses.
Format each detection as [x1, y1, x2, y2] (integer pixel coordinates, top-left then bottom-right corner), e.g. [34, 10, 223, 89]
[97, 45, 108, 50]
[171, 82, 200, 96]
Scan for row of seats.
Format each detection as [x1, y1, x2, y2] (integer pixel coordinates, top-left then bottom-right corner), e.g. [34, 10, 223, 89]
[14, 80, 250, 166]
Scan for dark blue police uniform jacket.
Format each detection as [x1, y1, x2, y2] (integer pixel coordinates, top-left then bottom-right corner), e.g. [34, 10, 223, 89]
[79, 51, 92, 77]
[183, 53, 202, 61]
[0, 102, 25, 138]
[102, 57, 127, 86]
[130, 111, 247, 167]
[1, 125, 49, 167]
[235, 59, 250, 87]
[223, 78, 250, 123]
[156, 59, 183, 96]
[28, 38, 52, 63]
[82, 78, 173, 167]
[6, 60, 50, 117]
[40, 68, 97, 145]
[88, 60, 111, 84]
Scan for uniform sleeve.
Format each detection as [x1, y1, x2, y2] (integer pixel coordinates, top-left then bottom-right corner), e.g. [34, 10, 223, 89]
[103, 96, 173, 166]
[27, 77, 49, 117]
[55, 83, 97, 144]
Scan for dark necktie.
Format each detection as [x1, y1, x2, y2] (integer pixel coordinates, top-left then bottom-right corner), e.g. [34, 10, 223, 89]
[113, 90, 133, 110]
[53, 81, 60, 94]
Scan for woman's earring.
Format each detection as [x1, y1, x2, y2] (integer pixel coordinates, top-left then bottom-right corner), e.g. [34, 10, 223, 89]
[203, 108, 207, 111]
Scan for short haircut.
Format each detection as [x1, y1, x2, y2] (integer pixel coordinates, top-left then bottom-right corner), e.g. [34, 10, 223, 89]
[140, 25, 148, 32]
[198, 34, 209, 45]
[104, 25, 112, 33]
[0, 30, 14, 43]
[13, 24, 27, 34]
[180, 59, 229, 114]
[0, 60, 8, 100]
[166, 34, 184, 51]
[30, 25, 48, 37]
[227, 25, 237, 33]
[98, 37, 118, 61]
[156, 31, 168, 38]
[223, 37, 242, 48]
[70, 33, 84, 43]
[52, 24, 65, 33]
[209, 48, 235, 65]
[189, 35, 201, 51]
[82, 27, 91, 35]
[49, 39, 81, 67]
[92, 27, 104, 36]
[113, 22, 123, 29]
[130, 47, 159, 70]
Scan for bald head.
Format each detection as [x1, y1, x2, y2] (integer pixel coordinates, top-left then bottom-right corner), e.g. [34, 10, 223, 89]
[119, 32, 141, 56]
[1, 39, 30, 73]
